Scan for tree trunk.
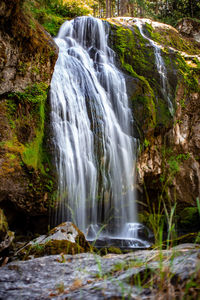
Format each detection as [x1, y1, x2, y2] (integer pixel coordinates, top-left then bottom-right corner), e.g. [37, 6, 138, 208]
[155, 0, 159, 14]
[117, 0, 120, 16]
[121, 0, 128, 15]
[106, 0, 109, 18]
[190, 0, 194, 18]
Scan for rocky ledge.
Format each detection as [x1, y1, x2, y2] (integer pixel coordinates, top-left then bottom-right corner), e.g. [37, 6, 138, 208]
[0, 244, 200, 299]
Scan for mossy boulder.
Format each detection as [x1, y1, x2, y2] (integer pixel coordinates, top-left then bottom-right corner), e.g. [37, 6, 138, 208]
[0, 0, 58, 234]
[17, 222, 92, 259]
[0, 209, 14, 253]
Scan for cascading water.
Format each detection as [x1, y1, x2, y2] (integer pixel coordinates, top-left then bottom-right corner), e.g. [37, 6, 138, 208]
[135, 19, 174, 115]
[50, 16, 150, 248]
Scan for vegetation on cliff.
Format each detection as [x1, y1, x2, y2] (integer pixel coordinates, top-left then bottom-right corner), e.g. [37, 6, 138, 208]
[22, 0, 98, 36]
[108, 17, 200, 243]
[0, 0, 58, 235]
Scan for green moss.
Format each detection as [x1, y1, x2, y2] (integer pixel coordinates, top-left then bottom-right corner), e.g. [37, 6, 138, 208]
[144, 23, 162, 42]
[0, 209, 8, 240]
[42, 15, 65, 36]
[114, 25, 156, 78]
[22, 240, 85, 259]
[109, 22, 177, 137]
[22, 100, 45, 171]
[156, 97, 172, 126]
[3, 82, 58, 208]
[107, 247, 122, 254]
[143, 138, 150, 148]
[176, 54, 199, 92]
[7, 83, 49, 173]
[144, 23, 200, 56]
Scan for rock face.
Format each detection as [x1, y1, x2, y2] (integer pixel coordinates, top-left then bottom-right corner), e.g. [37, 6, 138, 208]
[0, 244, 200, 299]
[137, 82, 200, 208]
[177, 18, 200, 43]
[108, 17, 200, 231]
[0, 0, 58, 233]
[0, 0, 57, 94]
[16, 222, 92, 259]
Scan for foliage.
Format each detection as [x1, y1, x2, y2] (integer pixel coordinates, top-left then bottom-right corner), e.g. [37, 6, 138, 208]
[143, 138, 150, 148]
[23, 0, 97, 36]
[23, 0, 200, 34]
[83, 0, 200, 25]
[157, 0, 200, 25]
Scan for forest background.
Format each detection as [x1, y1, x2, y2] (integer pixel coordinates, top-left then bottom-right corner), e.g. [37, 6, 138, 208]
[26, 0, 200, 37]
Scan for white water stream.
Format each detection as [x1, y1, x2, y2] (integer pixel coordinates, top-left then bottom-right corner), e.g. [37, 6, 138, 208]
[135, 19, 174, 115]
[50, 16, 149, 247]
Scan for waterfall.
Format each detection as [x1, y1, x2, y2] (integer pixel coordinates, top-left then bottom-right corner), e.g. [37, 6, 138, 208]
[50, 16, 149, 247]
[135, 19, 174, 115]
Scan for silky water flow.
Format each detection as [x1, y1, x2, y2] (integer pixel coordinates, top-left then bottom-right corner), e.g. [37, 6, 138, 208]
[50, 16, 150, 248]
[135, 19, 174, 115]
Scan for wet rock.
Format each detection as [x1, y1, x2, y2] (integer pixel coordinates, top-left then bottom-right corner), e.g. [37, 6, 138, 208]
[16, 222, 92, 259]
[136, 82, 200, 225]
[0, 244, 200, 299]
[108, 18, 200, 226]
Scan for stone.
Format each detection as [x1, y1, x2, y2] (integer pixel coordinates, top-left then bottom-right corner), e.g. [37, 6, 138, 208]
[16, 222, 92, 259]
[0, 245, 200, 299]
[177, 18, 200, 43]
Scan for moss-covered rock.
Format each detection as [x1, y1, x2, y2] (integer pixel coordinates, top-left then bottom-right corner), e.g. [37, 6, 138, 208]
[17, 222, 92, 259]
[108, 19, 179, 141]
[0, 0, 58, 234]
[107, 18, 200, 235]
[0, 209, 8, 242]
[0, 209, 14, 253]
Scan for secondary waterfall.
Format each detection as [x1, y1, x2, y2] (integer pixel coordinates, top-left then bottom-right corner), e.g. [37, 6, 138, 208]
[135, 19, 174, 115]
[50, 16, 149, 247]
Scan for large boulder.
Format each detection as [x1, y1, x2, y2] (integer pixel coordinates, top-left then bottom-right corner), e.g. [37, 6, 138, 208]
[177, 18, 200, 43]
[16, 222, 92, 259]
[0, 244, 200, 299]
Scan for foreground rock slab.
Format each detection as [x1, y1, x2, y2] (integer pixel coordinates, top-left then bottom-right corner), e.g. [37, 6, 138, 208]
[0, 244, 200, 299]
